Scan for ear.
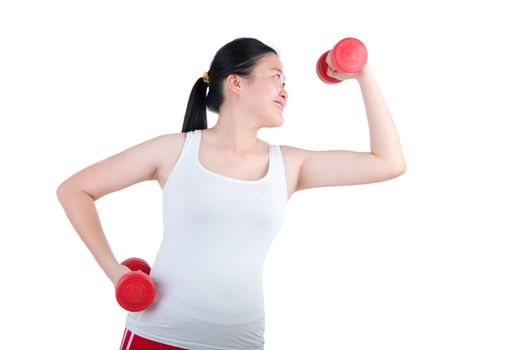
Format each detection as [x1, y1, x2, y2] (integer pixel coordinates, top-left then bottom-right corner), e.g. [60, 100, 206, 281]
[226, 73, 243, 95]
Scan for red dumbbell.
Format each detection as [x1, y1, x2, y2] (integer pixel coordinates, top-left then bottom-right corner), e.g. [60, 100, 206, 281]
[316, 37, 368, 84]
[115, 257, 156, 312]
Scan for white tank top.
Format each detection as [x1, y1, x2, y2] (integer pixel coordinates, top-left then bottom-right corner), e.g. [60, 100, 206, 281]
[126, 129, 288, 349]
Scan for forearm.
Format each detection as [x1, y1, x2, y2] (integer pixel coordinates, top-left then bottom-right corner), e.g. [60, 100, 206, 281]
[356, 64, 406, 170]
[56, 185, 121, 282]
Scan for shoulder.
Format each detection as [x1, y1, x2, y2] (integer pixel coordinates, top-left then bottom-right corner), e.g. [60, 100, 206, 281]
[155, 132, 186, 147]
[155, 131, 186, 142]
[278, 144, 309, 163]
[152, 132, 187, 165]
[279, 144, 305, 154]
[131, 132, 186, 175]
[153, 132, 188, 187]
[277, 144, 309, 175]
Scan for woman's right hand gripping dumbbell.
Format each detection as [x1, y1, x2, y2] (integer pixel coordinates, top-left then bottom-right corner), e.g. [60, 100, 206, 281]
[110, 257, 156, 312]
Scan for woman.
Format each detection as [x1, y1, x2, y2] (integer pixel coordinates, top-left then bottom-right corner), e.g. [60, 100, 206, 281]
[57, 37, 406, 350]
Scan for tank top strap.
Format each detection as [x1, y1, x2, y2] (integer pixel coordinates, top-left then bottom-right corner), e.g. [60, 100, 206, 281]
[191, 129, 204, 162]
[178, 129, 200, 162]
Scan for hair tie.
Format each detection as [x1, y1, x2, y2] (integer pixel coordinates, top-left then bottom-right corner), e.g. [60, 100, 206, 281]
[202, 71, 210, 85]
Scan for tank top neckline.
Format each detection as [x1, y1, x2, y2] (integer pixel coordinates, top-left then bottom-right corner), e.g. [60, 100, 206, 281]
[193, 129, 272, 184]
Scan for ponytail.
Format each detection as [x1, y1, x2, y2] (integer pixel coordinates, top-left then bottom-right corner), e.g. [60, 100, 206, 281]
[181, 76, 209, 132]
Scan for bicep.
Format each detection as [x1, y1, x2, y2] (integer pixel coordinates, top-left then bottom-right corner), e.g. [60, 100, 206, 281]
[58, 135, 169, 200]
[295, 148, 403, 192]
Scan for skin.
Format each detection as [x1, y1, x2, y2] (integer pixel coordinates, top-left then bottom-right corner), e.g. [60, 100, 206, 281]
[204, 53, 289, 156]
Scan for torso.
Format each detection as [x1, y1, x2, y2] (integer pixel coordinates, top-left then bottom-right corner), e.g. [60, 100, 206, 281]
[156, 130, 301, 200]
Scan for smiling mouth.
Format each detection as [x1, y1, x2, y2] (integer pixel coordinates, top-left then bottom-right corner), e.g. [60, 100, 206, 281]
[273, 101, 283, 110]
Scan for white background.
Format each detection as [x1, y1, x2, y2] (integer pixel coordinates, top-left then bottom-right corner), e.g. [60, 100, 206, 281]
[1, 0, 526, 349]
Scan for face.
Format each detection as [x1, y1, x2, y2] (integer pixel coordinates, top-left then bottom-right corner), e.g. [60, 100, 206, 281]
[237, 54, 289, 127]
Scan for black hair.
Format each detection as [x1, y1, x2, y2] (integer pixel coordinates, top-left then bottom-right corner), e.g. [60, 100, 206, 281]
[181, 37, 278, 133]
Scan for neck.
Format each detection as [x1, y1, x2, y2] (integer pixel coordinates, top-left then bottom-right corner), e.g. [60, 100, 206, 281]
[204, 124, 261, 156]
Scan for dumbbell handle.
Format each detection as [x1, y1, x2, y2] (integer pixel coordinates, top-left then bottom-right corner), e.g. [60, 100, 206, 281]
[316, 37, 368, 84]
[115, 257, 156, 312]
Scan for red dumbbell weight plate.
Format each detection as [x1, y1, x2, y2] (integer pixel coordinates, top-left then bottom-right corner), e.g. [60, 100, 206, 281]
[331, 37, 368, 73]
[115, 271, 156, 312]
[121, 257, 151, 275]
[316, 50, 342, 84]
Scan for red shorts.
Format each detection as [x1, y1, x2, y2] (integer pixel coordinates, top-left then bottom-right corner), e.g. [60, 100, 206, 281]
[120, 328, 188, 350]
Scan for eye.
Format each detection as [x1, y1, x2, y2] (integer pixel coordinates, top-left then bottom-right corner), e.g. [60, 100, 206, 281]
[275, 74, 286, 87]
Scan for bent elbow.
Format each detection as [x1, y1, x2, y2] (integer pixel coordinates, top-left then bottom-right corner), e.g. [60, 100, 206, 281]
[56, 181, 70, 201]
[389, 165, 406, 178]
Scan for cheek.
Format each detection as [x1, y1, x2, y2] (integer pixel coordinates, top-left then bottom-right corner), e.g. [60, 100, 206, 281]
[243, 84, 277, 110]
[250, 90, 273, 107]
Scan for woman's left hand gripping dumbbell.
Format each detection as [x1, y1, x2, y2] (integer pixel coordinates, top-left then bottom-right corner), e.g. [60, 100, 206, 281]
[111, 257, 156, 312]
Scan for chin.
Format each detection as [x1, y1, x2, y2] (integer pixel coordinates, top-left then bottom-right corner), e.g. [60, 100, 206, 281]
[258, 115, 283, 128]
[269, 115, 284, 128]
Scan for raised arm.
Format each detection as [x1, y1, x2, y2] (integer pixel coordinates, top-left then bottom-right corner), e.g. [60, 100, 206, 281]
[356, 64, 406, 168]
[293, 63, 406, 193]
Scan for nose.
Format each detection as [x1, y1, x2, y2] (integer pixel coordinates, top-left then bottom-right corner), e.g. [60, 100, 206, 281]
[280, 86, 288, 99]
